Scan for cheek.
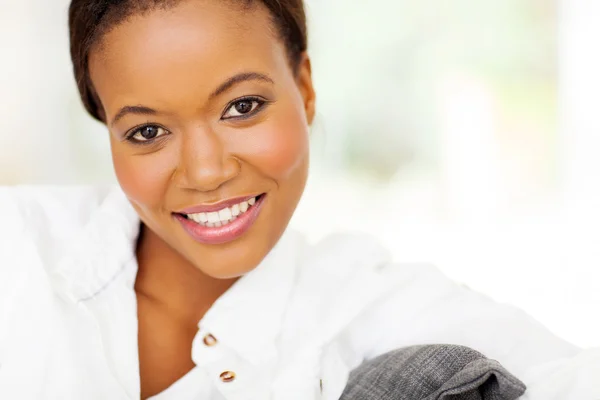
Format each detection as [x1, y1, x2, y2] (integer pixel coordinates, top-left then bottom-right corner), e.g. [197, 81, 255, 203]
[238, 105, 310, 181]
[110, 139, 175, 209]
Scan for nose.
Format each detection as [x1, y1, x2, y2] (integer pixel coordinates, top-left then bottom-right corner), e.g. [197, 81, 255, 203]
[173, 126, 240, 192]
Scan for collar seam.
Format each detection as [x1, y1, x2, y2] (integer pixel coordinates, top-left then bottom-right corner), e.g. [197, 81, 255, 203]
[77, 255, 137, 303]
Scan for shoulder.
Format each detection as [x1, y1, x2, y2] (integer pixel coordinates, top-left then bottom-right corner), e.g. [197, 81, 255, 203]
[343, 257, 580, 377]
[299, 232, 443, 287]
[0, 185, 114, 224]
[288, 232, 404, 343]
[0, 185, 118, 274]
[296, 231, 442, 301]
[0, 186, 118, 330]
[292, 232, 579, 375]
[299, 232, 392, 281]
[0, 185, 114, 235]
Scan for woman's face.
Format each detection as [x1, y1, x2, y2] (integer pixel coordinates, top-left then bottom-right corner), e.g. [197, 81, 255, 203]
[89, 0, 315, 278]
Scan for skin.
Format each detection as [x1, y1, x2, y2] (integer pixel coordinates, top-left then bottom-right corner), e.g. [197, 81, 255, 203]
[88, 1, 316, 397]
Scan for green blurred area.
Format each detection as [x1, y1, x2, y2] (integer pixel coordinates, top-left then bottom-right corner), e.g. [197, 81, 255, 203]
[309, 0, 557, 184]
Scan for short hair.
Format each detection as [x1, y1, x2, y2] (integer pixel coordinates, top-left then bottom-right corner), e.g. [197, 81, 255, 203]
[68, 0, 307, 122]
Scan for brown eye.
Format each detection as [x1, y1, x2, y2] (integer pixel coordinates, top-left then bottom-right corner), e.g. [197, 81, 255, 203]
[222, 97, 265, 120]
[127, 125, 169, 143]
[141, 126, 159, 139]
[235, 101, 253, 114]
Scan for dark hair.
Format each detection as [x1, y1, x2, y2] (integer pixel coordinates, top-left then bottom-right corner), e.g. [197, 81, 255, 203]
[68, 0, 307, 123]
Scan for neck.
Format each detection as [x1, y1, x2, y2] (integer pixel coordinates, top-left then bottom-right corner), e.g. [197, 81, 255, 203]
[134, 224, 237, 326]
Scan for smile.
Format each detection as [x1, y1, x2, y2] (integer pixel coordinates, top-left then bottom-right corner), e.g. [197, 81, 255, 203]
[183, 196, 257, 227]
[173, 194, 266, 245]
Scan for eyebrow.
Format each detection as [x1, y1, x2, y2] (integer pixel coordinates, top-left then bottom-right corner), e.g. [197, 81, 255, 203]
[109, 72, 274, 127]
[211, 72, 274, 99]
[110, 105, 157, 127]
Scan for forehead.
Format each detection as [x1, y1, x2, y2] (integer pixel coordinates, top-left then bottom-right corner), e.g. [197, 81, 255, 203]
[89, 1, 288, 113]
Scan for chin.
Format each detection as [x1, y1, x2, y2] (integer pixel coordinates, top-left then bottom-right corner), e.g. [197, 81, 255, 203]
[183, 233, 275, 279]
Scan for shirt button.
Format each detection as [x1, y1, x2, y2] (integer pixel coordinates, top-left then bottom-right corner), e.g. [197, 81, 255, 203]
[219, 370, 236, 383]
[203, 334, 218, 347]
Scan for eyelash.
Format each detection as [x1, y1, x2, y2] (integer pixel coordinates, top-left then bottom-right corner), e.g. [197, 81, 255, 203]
[221, 96, 268, 120]
[124, 124, 169, 146]
[124, 96, 269, 145]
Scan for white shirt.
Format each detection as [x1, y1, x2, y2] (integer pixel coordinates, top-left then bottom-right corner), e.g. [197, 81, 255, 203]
[0, 185, 598, 400]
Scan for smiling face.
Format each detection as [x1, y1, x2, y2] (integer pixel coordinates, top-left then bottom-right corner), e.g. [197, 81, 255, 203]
[88, 0, 315, 278]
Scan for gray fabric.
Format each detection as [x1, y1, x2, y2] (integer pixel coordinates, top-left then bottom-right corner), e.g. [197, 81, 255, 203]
[340, 345, 526, 400]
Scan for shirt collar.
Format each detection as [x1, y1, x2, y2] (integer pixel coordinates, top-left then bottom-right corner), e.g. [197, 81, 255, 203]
[51, 186, 140, 303]
[51, 185, 306, 365]
[194, 229, 306, 365]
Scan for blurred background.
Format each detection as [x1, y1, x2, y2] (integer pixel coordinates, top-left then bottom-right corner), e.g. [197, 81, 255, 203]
[1, 0, 599, 347]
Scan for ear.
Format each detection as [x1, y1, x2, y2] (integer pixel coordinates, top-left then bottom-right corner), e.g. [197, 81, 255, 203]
[296, 53, 316, 125]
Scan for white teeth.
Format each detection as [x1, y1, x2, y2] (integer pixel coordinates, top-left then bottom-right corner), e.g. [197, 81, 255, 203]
[184, 195, 261, 228]
[207, 212, 220, 223]
[219, 208, 232, 221]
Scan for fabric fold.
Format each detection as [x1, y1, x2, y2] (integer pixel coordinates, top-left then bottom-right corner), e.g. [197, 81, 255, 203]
[340, 344, 526, 400]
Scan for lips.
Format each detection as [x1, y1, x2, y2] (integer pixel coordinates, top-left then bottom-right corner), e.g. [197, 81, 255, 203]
[176, 194, 260, 214]
[173, 194, 266, 245]
[177, 195, 260, 228]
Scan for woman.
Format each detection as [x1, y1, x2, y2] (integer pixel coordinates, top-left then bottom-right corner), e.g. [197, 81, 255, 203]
[0, 1, 598, 399]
